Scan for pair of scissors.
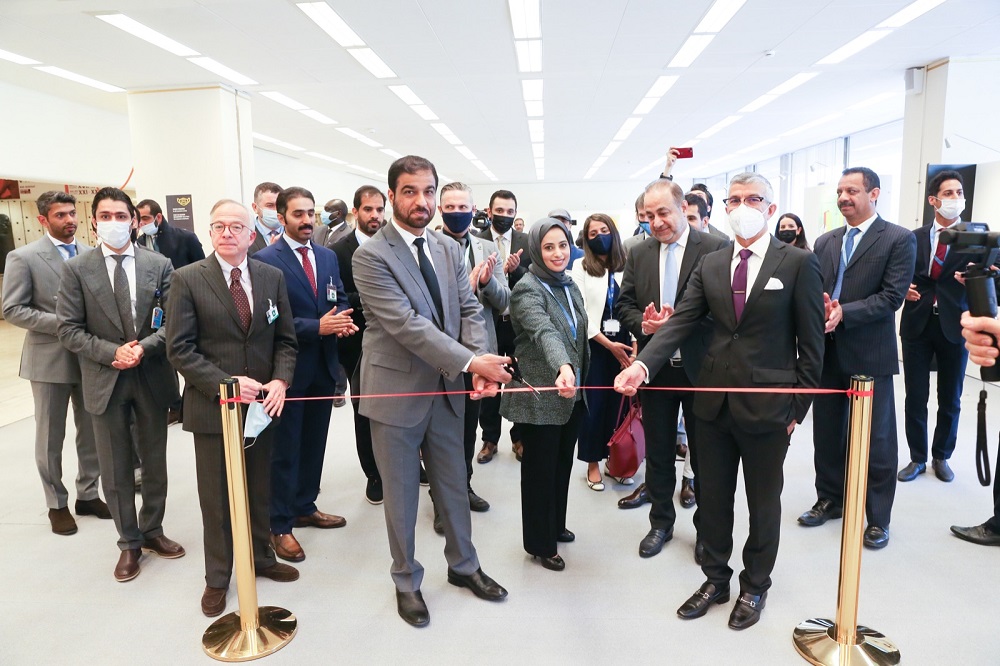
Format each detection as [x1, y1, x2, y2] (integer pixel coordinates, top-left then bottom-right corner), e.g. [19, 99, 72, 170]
[503, 357, 541, 399]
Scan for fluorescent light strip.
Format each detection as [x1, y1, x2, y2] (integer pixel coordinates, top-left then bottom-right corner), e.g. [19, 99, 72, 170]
[260, 91, 308, 111]
[337, 127, 383, 148]
[536, 170, 544, 180]
[629, 156, 665, 179]
[33, 66, 124, 92]
[601, 141, 622, 158]
[878, 0, 947, 28]
[528, 119, 544, 142]
[613, 117, 642, 142]
[456, 146, 478, 160]
[524, 100, 543, 116]
[816, 30, 892, 65]
[348, 48, 397, 79]
[431, 123, 461, 145]
[509, 0, 541, 39]
[781, 113, 843, 137]
[346, 164, 380, 175]
[253, 132, 305, 151]
[739, 72, 819, 113]
[300, 109, 337, 125]
[734, 138, 778, 155]
[522, 79, 543, 100]
[484, 171, 498, 182]
[633, 97, 660, 115]
[584, 168, 598, 180]
[648, 75, 680, 98]
[306, 151, 347, 164]
[515, 40, 542, 72]
[409, 104, 438, 121]
[532, 143, 544, 158]
[95, 13, 199, 57]
[0, 48, 40, 65]
[472, 159, 488, 171]
[696, 114, 742, 139]
[694, 0, 747, 33]
[740, 94, 778, 113]
[388, 85, 423, 105]
[296, 2, 365, 47]
[668, 34, 714, 68]
[187, 57, 257, 85]
[380, 148, 403, 159]
[534, 157, 544, 170]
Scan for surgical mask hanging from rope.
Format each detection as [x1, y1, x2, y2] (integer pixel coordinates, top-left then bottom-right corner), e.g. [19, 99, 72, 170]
[243, 401, 272, 449]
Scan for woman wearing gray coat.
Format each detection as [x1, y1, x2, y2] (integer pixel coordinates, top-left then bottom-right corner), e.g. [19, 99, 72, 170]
[501, 219, 590, 571]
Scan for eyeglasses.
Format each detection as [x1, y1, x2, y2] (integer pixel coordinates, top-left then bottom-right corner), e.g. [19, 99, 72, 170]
[209, 223, 246, 235]
[724, 196, 768, 208]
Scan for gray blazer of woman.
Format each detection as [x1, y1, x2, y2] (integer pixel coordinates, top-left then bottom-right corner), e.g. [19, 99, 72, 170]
[500, 271, 590, 426]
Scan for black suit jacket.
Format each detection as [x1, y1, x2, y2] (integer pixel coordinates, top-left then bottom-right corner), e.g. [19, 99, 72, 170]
[332, 231, 366, 373]
[154, 221, 205, 269]
[477, 227, 531, 289]
[814, 216, 916, 376]
[618, 229, 729, 384]
[900, 223, 968, 344]
[637, 238, 825, 433]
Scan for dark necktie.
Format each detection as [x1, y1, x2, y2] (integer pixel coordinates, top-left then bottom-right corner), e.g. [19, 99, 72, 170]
[732, 248, 752, 322]
[413, 237, 444, 324]
[229, 266, 252, 331]
[112, 255, 137, 341]
[296, 246, 317, 296]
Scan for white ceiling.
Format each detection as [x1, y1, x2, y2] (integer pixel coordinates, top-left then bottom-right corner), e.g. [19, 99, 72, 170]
[1, 0, 999, 186]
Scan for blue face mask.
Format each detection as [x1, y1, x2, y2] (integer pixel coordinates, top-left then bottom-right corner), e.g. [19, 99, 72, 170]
[638, 222, 650, 235]
[586, 233, 613, 255]
[441, 211, 474, 234]
[243, 401, 272, 447]
[319, 211, 333, 226]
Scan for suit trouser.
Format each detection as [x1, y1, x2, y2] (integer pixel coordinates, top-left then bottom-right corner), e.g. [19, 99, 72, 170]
[901, 314, 969, 463]
[90, 370, 168, 551]
[346, 352, 379, 482]
[270, 364, 337, 534]
[520, 402, 584, 558]
[696, 402, 789, 596]
[30, 380, 100, 509]
[194, 431, 277, 588]
[462, 374, 479, 482]
[479, 318, 522, 445]
[813, 340, 898, 529]
[988, 455, 1000, 533]
[370, 393, 479, 592]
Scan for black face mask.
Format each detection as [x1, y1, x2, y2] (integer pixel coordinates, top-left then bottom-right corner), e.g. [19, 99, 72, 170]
[491, 215, 515, 234]
[441, 211, 474, 235]
[777, 229, 798, 244]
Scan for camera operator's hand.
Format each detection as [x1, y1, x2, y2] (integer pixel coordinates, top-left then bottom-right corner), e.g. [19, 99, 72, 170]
[961, 312, 1000, 367]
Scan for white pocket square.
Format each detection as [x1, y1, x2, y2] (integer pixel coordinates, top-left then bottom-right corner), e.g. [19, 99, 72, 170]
[764, 277, 784, 290]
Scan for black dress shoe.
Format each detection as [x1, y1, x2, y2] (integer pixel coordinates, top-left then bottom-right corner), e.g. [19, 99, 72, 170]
[950, 523, 1000, 546]
[432, 504, 444, 535]
[557, 529, 575, 543]
[531, 554, 565, 571]
[75, 498, 112, 519]
[897, 461, 926, 482]
[932, 459, 954, 482]
[863, 525, 889, 549]
[396, 590, 430, 627]
[677, 582, 730, 619]
[447, 568, 508, 601]
[694, 539, 706, 565]
[680, 478, 696, 509]
[798, 498, 843, 527]
[728, 591, 767, 630]
[639, 528, 672, 558]
[618, 483, 650, 510]
[365, 478, 383, 505]
[419, 464, 429, 487]
[468, 487, 490, 512]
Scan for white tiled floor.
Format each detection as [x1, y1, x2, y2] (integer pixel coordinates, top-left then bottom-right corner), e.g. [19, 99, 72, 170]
[0, 364, 998, 664]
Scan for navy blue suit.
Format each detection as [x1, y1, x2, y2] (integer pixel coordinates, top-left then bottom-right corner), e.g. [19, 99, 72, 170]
[254, 238, 349, 534]
[900, 223, 969, 464]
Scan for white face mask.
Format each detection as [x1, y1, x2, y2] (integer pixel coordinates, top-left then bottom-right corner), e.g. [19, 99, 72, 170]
[96, 221, 132, 250]
[727, 204, 767, 240]
[243, 401, 272, 448]
[260, 208, 281, 230]
[935, 197, 965, 221]
[139, 222, 158, 237]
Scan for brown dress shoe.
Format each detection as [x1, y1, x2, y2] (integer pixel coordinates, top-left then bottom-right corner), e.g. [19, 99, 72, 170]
[272, 533, 305, 562]
[201, 586, 227, 617]
[257, 562, 300, 582]
[512, 440, 524, 461]
[114, 549, 141, 582]
[166, 408, 181, 425]
[293, 510, 346, 529]
[477, 441, 498, 464]
[75, 498, 112, 519]
[48, 507, 78, 535]
[680, 478, 696, 508]
[141, 534, 186, 559]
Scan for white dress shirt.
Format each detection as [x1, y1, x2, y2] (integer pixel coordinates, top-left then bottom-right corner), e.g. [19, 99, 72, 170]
[46, 233, 79, 261]
[215, 253, 253, 313]
[729, 230, 773, 299]
[101, 243, 137, 323]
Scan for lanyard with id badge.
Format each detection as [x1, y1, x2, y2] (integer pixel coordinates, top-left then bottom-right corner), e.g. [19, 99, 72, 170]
[326, 277, 337, 303]
[601, 272, 621, 336]
[266, 298, 279, 325]
[541, 282, 582, 387]
[150, 288, 165, 329]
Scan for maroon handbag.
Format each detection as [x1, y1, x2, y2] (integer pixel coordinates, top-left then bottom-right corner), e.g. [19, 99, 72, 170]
[606, 396, 645, 479]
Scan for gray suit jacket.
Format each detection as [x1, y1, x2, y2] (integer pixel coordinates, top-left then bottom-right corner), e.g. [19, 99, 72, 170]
[3, 237, 91, 384]
[57, 245, 178, 415]
[500, 272, 590, 426]
[460, 233, 508, 353]
[166, 255, 298, 434]
[314, 222, 352, 250]
[353, 223, 489, 428]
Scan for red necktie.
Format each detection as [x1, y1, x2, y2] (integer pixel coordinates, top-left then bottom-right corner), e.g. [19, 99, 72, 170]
[929, 236, 947, 280]
[296, 247, 317, 296]
[229, 267, 252, 331]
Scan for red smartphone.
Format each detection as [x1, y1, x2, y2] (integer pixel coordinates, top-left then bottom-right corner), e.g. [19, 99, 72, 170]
[676, 147, 694, 159]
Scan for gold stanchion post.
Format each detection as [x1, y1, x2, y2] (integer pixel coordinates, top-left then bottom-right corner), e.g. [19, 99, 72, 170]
[202, 378, 297, 661]
[792, 375, 900, 665]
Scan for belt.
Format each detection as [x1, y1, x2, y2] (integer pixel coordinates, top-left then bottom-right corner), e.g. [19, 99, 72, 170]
[500, 314, 512, 322]
[931, 304, 940, 316]
[669, 358, 684, 368]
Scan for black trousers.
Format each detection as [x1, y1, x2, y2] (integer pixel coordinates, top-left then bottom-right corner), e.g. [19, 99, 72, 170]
[696, 402, 789, 596]
[346, 352, 379, 482]
[479, 318, 522, 445]
[519, 402, 584, 558]
[462, 374, 479, 483]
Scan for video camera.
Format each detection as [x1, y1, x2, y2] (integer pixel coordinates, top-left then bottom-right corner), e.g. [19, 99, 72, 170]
[472, 210, 491, 231]
[939, 222, 1000, 382]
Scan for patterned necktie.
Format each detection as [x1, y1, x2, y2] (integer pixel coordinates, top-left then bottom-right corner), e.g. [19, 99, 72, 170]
[296, 246, 317, 296]
[732, 248, 752, 322]
[831, 227, 861, 301]
[112, 255, 137, 341]
[229, 267, 252, 331]
[62, 244, 77, 260]
[661, 242, 678, 307]
[930, 232, 948, 280]
[413, 237, 444, 324]
[497, 235, 508, 263]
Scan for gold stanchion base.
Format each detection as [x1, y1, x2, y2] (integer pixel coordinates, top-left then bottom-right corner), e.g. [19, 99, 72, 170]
[202, 606, 297, 662]
[793, 619, 900, 665]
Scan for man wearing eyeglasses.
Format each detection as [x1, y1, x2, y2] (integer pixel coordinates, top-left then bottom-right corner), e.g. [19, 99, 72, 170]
[799, 167, 916, 551]
[166, 199, 299, 618]
[615, 172, 824, 631]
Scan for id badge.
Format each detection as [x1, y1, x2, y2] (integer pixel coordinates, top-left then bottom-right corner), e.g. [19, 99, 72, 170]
[266, 298, 279, 325]
[602, 318, 620, 335]
[150, 307, 164, 329]
[326, 280, 337, 303]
